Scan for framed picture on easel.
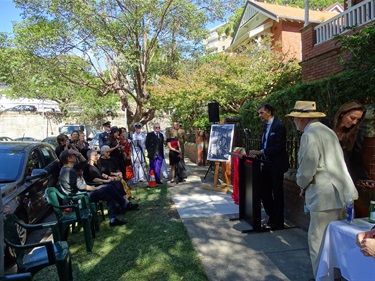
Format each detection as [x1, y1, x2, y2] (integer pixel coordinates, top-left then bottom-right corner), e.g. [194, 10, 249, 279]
[207, 124, 235, 162]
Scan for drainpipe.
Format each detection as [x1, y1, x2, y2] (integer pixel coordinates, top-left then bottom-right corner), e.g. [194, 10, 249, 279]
[304, 0, 310, 27]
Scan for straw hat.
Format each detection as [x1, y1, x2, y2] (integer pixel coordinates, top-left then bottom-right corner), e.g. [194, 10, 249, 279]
[285, 101, 326, 118]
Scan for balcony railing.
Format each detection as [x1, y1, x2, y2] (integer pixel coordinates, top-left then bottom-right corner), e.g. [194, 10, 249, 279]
[315, 0, 375, 45]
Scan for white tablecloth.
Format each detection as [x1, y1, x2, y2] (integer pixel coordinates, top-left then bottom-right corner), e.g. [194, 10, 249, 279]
[317, 218, 375, 281]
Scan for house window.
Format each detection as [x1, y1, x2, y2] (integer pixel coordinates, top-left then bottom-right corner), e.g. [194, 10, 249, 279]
[222, 36, 226, 41]
[222, 46, 225, 51]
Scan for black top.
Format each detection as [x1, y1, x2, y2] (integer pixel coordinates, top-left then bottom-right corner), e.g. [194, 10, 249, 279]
[97, 157, 119, 175]
[341, 129, 369, 182]
[55, 145, 65, 158]
[83, 164, 104, 183]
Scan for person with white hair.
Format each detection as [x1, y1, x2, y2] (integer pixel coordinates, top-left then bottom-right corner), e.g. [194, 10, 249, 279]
[97, 145, 123, 179]
[286, 101, 358, 279]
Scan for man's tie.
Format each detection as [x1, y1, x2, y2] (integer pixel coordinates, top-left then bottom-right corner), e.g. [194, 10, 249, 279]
[262, 123, 268, 148]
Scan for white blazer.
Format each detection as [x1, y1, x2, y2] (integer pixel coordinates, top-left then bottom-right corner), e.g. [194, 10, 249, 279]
[297, 121, 358, 212]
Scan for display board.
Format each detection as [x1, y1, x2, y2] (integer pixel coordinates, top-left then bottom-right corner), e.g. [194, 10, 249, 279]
[207, 124, 235, 162]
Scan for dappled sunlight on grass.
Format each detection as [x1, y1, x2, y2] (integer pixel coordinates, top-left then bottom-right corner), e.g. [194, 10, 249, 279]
[34, 184, 207, 281]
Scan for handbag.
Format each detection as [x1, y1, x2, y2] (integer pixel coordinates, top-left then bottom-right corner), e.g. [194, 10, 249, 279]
[176, 159, 187, 180]
[125, 165, 134, 180]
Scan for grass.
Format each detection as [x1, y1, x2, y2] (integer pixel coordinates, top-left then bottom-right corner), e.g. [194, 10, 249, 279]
[34, 184, 208, 281]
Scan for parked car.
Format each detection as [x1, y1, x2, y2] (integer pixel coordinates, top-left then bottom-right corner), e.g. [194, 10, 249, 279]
[41, 136, 59, 148]
[0, 142, 61, 264]
[59, 124, 98, 140]
[14, 137, 39, 142]
[0, 136, 14, 141]
[89, 133, 100, 151]
[5, 105, 38, 112]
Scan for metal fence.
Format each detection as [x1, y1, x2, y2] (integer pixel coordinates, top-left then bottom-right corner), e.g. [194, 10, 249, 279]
[186, 128, 301, 170]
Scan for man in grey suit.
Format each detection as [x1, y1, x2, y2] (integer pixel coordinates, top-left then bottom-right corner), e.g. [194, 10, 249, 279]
[286, 101, 358, 279]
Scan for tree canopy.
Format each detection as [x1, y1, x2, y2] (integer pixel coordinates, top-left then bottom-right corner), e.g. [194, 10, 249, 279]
[150, 37, 301, 130]
[0, 0, 242, 127]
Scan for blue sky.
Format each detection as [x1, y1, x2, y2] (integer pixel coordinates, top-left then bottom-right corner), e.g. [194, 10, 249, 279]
[0, 0, 23, 33]
[0, 0, 223, 34]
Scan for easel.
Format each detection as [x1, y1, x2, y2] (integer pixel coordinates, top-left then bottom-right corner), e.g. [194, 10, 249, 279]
[201, 161, 231, 193]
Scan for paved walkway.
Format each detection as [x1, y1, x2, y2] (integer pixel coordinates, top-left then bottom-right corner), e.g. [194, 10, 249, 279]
[168, 159, 313, 281]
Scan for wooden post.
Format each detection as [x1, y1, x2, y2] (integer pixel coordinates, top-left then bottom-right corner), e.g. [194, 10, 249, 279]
[213, 162, 220, 187]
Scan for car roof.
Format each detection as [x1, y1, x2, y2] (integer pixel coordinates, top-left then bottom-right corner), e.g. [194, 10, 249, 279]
[0, 141, 46, 152]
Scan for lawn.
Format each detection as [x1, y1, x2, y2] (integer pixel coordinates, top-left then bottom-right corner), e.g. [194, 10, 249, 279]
[34, 184, 208, 281]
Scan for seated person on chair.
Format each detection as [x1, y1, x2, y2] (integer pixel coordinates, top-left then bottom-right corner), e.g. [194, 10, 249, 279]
[97, 145, 124, 179]
[59, 149, 128, 227]
[84, 149, 140, 203]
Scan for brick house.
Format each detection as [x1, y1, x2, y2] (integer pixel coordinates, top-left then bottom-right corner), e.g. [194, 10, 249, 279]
[301, 0, 375, 81]
[229, 0, 339, 61]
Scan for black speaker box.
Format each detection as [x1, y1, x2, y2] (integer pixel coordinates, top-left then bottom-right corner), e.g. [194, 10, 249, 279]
[208, 102, 220, 123]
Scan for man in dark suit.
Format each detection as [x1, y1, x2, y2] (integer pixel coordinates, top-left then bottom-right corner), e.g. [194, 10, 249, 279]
[249, 103, 288, 230]
[145, 123, 164, 184]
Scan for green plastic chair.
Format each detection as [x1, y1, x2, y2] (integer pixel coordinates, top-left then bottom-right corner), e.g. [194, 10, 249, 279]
[58, 181, 104, 231]
[44, 187, 94, 253]
[3, 214, 72, 281]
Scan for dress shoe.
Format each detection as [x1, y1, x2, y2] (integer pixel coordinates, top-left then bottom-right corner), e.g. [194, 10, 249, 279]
[271, 224, 285, 230]
[126, 202, 140, 211]
[110, 218, 127, 227]
[156, 181, 163, 184]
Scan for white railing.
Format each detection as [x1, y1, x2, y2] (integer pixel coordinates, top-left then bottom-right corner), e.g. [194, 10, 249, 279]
[315, 0, 375, 45]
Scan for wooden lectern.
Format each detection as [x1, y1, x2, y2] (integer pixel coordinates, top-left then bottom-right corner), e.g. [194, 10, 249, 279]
[229, 152, 271, 233]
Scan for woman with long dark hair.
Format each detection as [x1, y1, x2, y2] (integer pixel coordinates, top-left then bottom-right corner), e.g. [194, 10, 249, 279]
[333, 101, 374, 187]
[105, 126, 125, 177]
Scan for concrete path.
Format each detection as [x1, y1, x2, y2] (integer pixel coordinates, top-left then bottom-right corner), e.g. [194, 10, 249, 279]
[168, 159, 313, 281]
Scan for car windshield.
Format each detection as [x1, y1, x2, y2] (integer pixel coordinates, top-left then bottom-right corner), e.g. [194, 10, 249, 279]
[0, 150, 25, 182]
[60, 125, 81, 135]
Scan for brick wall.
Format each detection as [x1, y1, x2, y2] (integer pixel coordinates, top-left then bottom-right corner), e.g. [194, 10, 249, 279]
[271, 20, 303, 61]
[281, 21, 303, 60]
[300, 22, 371, 82]
[300, 23, 345, 82]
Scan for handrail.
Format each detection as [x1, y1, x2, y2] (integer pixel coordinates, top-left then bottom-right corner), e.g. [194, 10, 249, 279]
[315, 0, 375, 45]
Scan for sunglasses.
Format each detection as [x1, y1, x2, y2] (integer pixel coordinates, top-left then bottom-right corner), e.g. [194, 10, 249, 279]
[154, 127, 160, 129]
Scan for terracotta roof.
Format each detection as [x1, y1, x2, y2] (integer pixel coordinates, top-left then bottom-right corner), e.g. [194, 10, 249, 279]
[252, 1, 339, 22]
